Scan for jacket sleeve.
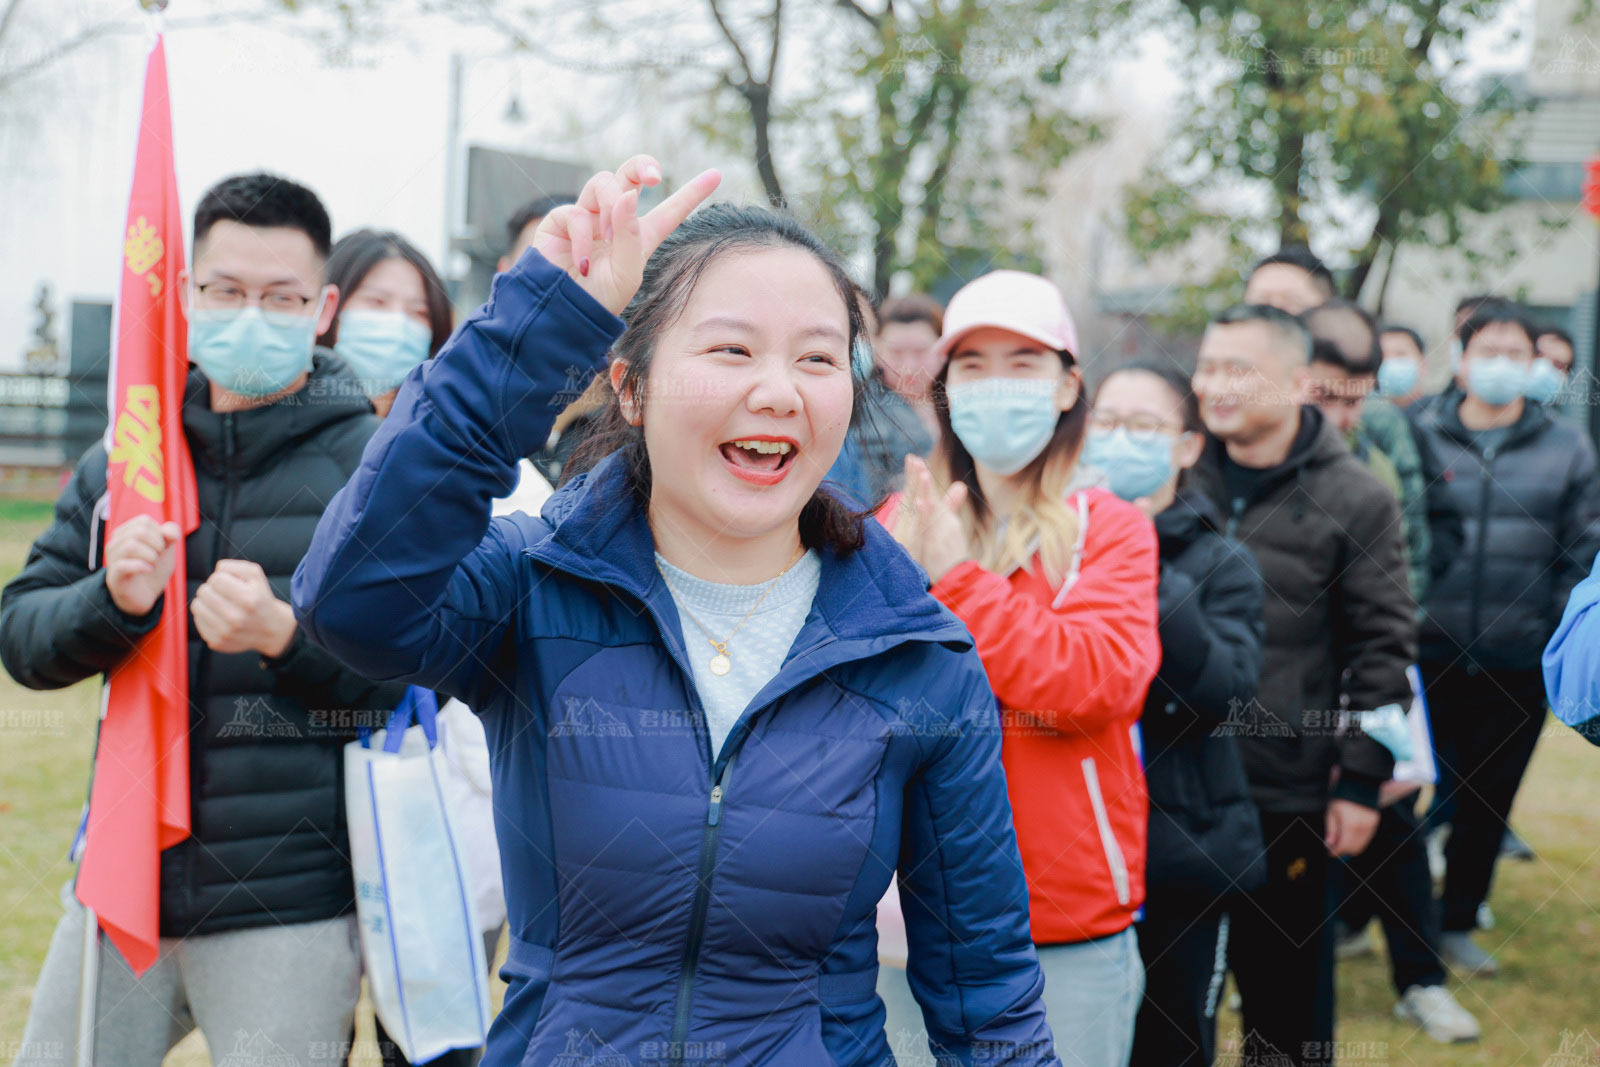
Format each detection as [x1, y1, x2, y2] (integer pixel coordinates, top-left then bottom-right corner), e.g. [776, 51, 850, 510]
[0, 445, 163, 690]
[899, 656, 1059, 1066]
[1331, 478, 1417, 807]
[928, 495, 1160, 735]
[1543, 549, 1600, 746]
[291, 250, 626, 705]
[1553, 432, 1600, 620]
[1384, 417, 1433, 603]
[1144, 538, 1264, 740]
[263, 626, 408, 726]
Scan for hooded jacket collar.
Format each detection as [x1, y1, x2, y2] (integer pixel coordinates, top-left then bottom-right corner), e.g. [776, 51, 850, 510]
[183, 350, 376, 478]
[1195, 405, 1347, 511]
[527, 451, 972, 654]
[1412, 384, 1550, 454]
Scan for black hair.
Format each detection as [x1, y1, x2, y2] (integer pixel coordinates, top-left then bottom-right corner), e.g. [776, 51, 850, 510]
[1456, 293, 1498, 314]
[506, 194, 579, 251]
[193, 172, 332, 259]
[562, 202, 876, 555]
[1211, 303, 1313, 363]
[878, 294, 944, 336]
[1098, 359, 1202, 434]
[1458, 299, 1538, 349]
[1249, 246, 1336, 299]
[1538, 325, 1575, 349]
[1379, 324, 1425, 352]
[318, 229, 454, 357]
[1301, 298, 1380, 376]
[1096, 359, 1203, 490]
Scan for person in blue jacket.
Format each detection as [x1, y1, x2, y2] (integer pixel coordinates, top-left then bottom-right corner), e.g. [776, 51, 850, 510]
[292, 155, 1059, 1067]
[1543, 549, 1600, 745]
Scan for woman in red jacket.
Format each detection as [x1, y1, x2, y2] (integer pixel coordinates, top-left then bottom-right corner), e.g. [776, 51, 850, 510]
[882, 270, 1160, 1066]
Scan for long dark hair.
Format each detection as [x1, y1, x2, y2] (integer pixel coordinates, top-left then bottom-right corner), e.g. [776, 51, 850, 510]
[562, 203, 878, 555]
[318, 229, 454, 356]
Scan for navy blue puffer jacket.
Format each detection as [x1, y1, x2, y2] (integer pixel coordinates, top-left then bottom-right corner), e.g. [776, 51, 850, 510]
[293, 250, 1058, 1067]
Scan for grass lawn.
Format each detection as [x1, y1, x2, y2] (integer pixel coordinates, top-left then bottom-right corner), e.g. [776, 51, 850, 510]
[0, 500, 1596, 1065]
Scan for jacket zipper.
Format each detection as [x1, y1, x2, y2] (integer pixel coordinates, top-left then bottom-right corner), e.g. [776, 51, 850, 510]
[1467, 444, 1496, 642]
[1081, 756, 1131, 906]
[188, 413, 236, 922]
[668, 754, 737, 1067]
[659, 632, 839, 1067]
[1225, 497, 1245, 540]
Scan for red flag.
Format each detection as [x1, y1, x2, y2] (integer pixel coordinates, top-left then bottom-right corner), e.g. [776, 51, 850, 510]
[1582, 157, 1600, 222]
[75, 33, 200, 975]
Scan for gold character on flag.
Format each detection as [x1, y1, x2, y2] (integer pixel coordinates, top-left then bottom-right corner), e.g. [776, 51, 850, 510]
[125, 216, 165, 297]
[111, 384, 165, 503]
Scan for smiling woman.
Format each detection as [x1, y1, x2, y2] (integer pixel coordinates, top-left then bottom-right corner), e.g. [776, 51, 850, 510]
[291, 155, 1060, 1067]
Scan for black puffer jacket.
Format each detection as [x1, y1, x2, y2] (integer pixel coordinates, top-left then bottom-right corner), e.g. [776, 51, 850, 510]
[1410, 389, 1600, 671]
[1, 353, 406, 936]
[1142, 490, 1267, 905]
[1193, 407, 1416, 813]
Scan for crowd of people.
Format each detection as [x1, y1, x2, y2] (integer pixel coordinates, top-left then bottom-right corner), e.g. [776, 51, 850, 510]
[4, 152, 1600, 1067]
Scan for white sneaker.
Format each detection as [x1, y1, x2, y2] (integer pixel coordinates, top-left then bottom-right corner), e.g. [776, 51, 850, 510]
[1335, 925, 1377, 959]
[1395, 984, 1482, 1043]
[1440, 931, 1500, 977]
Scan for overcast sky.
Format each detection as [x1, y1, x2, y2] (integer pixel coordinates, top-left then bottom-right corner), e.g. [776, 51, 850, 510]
[0, 0, 1534, 372]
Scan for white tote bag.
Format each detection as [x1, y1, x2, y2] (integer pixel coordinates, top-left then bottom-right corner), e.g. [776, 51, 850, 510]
[346, 687, 492, 1063]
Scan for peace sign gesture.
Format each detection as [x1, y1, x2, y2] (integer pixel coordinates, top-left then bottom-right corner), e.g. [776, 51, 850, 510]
[533, 155, 721, 316]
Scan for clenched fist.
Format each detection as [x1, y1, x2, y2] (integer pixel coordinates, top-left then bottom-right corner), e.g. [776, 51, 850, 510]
[105, 515, 182, 616]
[191, 559, 296, 657]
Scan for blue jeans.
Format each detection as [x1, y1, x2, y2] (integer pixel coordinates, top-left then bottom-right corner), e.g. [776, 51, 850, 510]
[1037, 927, 1145, 1067]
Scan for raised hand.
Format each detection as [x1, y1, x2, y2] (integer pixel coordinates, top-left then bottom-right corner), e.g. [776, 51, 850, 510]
[104, 515, 182, 616]
[533, 154, 721, 316]
[891, 455, 970, 585]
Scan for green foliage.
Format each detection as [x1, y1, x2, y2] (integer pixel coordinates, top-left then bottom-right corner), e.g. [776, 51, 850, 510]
[1124, 0, 1530, 327]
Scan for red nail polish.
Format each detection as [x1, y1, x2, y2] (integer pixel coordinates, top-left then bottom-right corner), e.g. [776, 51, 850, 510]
[579, 258, 590, 277]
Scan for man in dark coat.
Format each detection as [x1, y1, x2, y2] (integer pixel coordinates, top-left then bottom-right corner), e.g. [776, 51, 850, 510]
[4, 173, 403, 1066]
[1409, 300, 1600, 977]
[1191, 304, 1417, 1066]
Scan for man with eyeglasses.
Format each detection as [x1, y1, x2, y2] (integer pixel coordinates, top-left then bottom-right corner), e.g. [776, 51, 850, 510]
[2, 172, 405, 1066]
[1407, 300, 1600, 979]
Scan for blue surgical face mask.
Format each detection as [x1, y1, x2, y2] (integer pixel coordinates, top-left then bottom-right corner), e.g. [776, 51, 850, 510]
[1524, 358, 1565, 404]
[1466, 355, 1531, 407]
[946, 377, 1061, 475]
[335, 309, 433, 396]
[189, 295, 323, 397]
[1083, 427, 1179, 502]
[1376, 357, 1420, 398]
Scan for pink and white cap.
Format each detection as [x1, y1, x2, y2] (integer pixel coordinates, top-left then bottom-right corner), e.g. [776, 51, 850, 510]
[933, 270, 1080, 363]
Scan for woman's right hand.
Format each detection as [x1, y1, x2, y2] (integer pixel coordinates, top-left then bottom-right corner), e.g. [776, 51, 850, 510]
[533, 155, 721, 316]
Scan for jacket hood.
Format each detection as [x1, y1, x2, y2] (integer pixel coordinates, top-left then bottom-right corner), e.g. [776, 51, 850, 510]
[1412, 386, 1551, 453]
[533, 450, 973, 651]
[1195, 405, 1348, 508]
[183, 349, 377, 477]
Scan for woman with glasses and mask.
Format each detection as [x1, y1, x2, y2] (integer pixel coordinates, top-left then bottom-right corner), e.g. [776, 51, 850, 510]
[881, 271, 1160, 1067]
[1085, 362, 1267, 1067]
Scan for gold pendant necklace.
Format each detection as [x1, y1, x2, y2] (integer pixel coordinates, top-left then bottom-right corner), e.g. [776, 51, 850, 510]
[658, 543, 806, 676]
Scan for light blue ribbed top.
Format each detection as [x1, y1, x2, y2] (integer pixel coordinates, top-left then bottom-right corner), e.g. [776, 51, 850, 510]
[655, 549, 821, 758]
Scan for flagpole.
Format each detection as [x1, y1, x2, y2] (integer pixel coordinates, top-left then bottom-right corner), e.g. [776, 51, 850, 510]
[74, 902, 99, 1067]
[77, 11, 171, 1064]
